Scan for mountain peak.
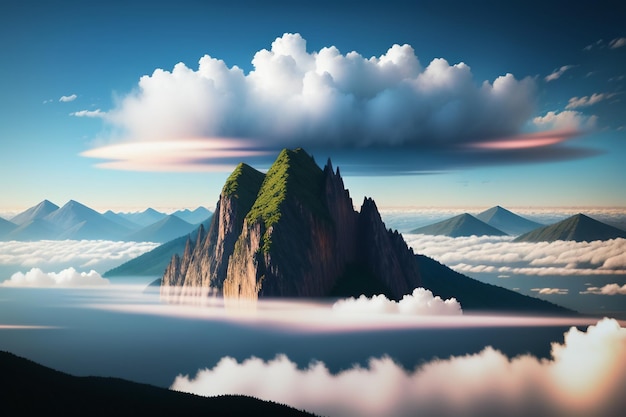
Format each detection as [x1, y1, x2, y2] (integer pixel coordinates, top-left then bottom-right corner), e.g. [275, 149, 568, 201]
[514, 213, 626, 242]
[411, 213, 507, 237]
[10, 200, 60, 225]
[475, 206, 542, 236]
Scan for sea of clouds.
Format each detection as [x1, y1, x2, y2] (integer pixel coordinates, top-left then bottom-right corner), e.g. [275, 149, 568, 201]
[172, 318, 626, 417]
[0, 240, 159, 282]
[404, 234, 626, 277]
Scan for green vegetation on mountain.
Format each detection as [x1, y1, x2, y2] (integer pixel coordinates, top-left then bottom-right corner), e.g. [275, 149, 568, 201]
[222, 163, 266, 206]
[245, 148, 329, 252]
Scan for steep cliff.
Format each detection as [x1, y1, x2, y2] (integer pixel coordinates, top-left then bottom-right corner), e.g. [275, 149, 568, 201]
[162, 148, 421, 300]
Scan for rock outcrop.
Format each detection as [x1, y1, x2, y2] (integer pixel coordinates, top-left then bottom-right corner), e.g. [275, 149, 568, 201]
[162, 148, 421, 300]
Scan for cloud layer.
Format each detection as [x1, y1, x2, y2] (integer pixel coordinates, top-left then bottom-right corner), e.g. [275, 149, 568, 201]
[332, 288, 462, 316]
[172, 318, 626, 417]
[0, 240, 159, 274]
[2, 267, 109, 287]
[404, 234, 626, 276]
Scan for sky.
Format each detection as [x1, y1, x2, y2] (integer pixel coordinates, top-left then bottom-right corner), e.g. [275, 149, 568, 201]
[1, 0, 625, 212]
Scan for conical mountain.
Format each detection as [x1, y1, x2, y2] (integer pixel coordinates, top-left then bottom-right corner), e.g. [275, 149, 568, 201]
[514, 213, 626, 242]
[45, 200, 130, 240]
[410, 213, 507, 237]
[126, 215, 195, 243]
[10, 200, 59, 225]
[475, 206, 542, 235]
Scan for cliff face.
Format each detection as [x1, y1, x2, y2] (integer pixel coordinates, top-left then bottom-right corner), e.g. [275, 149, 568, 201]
[162, 148, 421, 300]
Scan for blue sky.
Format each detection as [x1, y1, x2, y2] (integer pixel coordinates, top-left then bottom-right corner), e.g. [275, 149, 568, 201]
[1, 0, 625, 212]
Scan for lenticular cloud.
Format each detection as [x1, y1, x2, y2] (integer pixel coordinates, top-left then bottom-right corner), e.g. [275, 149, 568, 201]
[332, 287, 462, 316]
[172, 318, 626, 417]
[91, 33, 536, 153]
[2, 267, 109, 287]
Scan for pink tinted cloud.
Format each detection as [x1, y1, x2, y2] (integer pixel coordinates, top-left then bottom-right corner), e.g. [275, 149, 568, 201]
[470, 129, 580, 150]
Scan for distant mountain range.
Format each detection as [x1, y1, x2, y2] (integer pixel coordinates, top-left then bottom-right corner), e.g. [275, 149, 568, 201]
[410, 213, 508, 237]
[514, 213, 626, 242]
[0, 351, 315, 417]
[410, 207, 626, 242]
[0, 200, 211, 242]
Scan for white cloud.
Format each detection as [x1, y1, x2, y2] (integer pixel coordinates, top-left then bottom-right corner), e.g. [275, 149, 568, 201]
[545, 65, 574, 82]
[565, 93, 614, 109]
[59, 94, 77, 102]
[532, 110, 597, 130]
[404, 234, 626, 276]
[609, 37, 626, 49]
[332, 288, 462, 316]
[71, 109, 105, 118]
[531, 287, 569, 295]
[581, 283, 626, 295]
[0, 240, 159, 273]
[172, 318, 626, 417]
[2, 267, 109, 287]
[83, 33, 537, 171]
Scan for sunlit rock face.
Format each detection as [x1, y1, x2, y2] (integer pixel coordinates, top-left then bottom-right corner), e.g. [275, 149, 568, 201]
[162, 148, 421, 300]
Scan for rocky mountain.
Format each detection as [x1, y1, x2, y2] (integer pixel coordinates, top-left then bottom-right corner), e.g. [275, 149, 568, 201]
[514, 213, 626, 242]
[10, 199, 59, 225]
[475, 206, 542, 235]
[172, 207, 212, 224]
[0, 351, 316, 417]
[410, 213, 507, 237]
[126, 215, 196, 243]
[162, 149, 422, 300]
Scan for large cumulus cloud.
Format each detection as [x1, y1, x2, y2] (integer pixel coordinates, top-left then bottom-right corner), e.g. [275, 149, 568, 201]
[172, 318, 626, 417]
[79, 33, 596, 173]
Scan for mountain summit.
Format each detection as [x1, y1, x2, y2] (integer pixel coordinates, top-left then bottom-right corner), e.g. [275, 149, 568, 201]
[475, 206, 542, 235]
[410, 213, 507, 237]
[514, 213, 626, 242]
[162, 148, 422, 300]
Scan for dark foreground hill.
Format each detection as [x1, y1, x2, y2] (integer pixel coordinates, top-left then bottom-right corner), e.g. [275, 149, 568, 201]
[0, 351, 317, 417]
[514, 213, 626, 242]
[410, 213, 507, 237]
